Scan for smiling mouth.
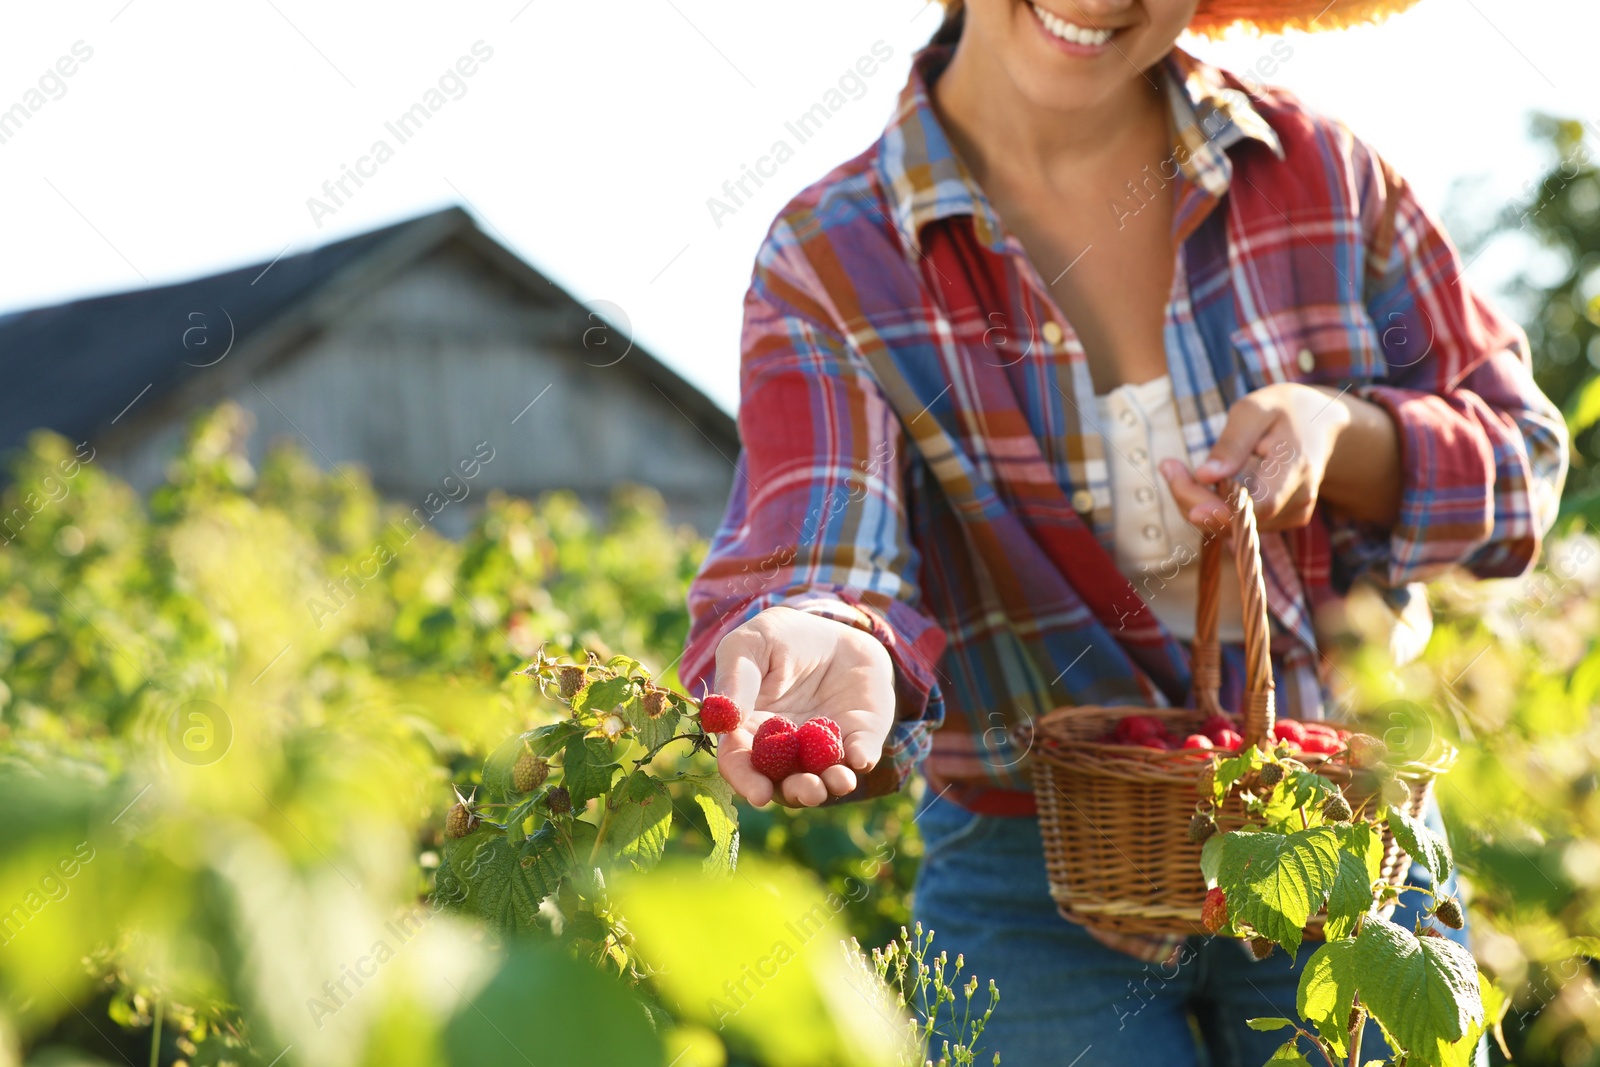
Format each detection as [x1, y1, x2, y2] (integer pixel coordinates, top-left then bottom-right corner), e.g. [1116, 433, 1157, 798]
[1028, 1, 1117, 45]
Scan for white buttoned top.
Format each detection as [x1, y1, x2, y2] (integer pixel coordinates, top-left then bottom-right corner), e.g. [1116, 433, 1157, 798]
[1093, 374, 1245, 643]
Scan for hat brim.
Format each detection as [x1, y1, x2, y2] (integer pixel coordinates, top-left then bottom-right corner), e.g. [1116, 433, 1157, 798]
[933, 0, 1424, 37]
[1188, 0, 1422, 36]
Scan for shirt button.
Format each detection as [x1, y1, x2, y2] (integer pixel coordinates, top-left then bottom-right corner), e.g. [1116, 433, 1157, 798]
[1135, 486, 1155, 504]
[1042, 321, 1064, 345]
[1143, 524, 1162, 541]
[1297, 347, 1316, 373]
[1071, 489, 1095, 514]
[1130, 448, 1149, 464]
[1118, 408, 1138, 427]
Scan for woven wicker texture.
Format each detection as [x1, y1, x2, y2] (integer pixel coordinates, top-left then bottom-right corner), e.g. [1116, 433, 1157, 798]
[1017, 483, 1441, 937]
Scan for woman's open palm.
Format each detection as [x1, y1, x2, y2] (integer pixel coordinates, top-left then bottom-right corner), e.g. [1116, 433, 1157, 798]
[712, 606, 897, 807]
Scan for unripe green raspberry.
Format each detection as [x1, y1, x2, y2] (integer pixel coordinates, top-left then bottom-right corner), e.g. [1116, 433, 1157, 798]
[1322, 792, 1353, 823]
[641, 688, 670, 719]
[1434, 897, 1464, 930]
[512, 752, 549, 793]
[445, 802, 478, 839]
[554, 666, 586, 701]
[545, 785, 572, 815]
[1258, 763, 1284, 788]
[1188, 811, 1218, 845]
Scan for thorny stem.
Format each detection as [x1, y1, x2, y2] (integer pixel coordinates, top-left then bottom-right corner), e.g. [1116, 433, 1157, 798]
[1348, 996, 1365, 1067]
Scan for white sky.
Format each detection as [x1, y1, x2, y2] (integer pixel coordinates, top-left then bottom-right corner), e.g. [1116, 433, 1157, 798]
[1, 0, 1594, 414]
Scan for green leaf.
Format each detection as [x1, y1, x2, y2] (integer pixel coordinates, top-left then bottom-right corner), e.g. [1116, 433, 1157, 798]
[1324, 823, 1383, 941]
[563, 735, 621, 809]
[603, 771, 673, 872]
[1432, 969, 1507, 1067]
[1286, 771, 1339, 812]
[1354, 919, 1483, 1062]
[443, 943, 664, 1067]
[606, 654, 646, 677]
[1200, 832, 1226, 888]
[1265, 1039, 1313, 1065]
[520, 820, 594, 903]
[1212, 750, 1257, 802]
[564, 911, 609, 943]
[1218, 827, 1341, 955]
[683, 773, 740, 875]
[626, 693, 681, 753]
[1247, 1017, 1295, 1031]
[573, 676, 634, 719]
[1388, 807, 1453, 882]
[449, 830, 548, 935]
[1298, 939, 1358, 1060]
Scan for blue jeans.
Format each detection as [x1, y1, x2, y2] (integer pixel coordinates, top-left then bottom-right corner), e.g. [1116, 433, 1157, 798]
[912, 792, 1477, 1067]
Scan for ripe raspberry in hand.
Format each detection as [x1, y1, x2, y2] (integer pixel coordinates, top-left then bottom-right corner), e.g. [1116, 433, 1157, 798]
[796, 717, 845, 774]
[698, 693, 741, 734]
[750, 717, 801, 782]
[1201, 887, 1229, 933]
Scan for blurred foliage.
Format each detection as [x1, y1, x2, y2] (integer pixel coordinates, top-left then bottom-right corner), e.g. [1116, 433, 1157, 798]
[0, 404, 919, 1067]
[1482, 115, 1600, 521]
[1439, 114, 1600, 1064]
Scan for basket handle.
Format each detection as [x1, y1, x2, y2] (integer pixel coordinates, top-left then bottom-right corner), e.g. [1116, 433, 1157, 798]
[1191, 480, 1275, 747]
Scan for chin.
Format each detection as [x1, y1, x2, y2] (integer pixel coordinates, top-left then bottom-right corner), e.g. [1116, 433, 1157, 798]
[964, 0, 1197, 110]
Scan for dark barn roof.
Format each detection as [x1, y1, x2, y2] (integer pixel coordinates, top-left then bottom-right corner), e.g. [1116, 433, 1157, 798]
[0, 206, 736, 463]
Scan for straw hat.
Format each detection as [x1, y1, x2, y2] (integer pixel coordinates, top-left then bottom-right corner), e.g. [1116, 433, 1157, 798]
[933, 0, 1421, 36]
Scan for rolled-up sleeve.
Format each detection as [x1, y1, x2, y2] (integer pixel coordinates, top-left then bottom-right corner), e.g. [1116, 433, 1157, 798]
[682, 239, 947, 796]
[1328, 135, 1568, 586]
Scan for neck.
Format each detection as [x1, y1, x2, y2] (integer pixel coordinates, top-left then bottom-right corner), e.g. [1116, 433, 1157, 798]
[930, 41, 1169, 191]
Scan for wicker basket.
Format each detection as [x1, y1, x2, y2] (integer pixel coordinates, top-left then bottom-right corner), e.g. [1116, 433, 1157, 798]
[1014, 482, 1445, 938]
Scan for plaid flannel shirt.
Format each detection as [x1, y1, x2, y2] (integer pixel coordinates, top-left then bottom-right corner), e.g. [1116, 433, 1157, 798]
[684, 44, 1565, 820]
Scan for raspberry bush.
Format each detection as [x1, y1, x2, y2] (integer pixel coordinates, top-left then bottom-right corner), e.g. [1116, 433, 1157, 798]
[1196, 735, 1508, 1066]
[439, 650, 739, 971]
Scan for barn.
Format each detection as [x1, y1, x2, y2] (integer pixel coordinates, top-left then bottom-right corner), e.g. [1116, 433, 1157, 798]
[0, 206, 739, 534]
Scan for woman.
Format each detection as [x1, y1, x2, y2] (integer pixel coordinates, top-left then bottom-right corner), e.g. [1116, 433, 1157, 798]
[684, 0, 1567, 1062]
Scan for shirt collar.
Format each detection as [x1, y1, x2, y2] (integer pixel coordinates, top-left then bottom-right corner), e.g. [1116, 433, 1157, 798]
[875, 44, 1286, 256]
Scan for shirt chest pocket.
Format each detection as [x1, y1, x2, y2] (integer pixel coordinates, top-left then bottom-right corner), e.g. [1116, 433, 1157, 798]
[1229, 304, 1388, 389]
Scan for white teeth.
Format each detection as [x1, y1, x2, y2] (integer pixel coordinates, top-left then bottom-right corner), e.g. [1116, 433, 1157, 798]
[1030, 2, 1114, 45]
